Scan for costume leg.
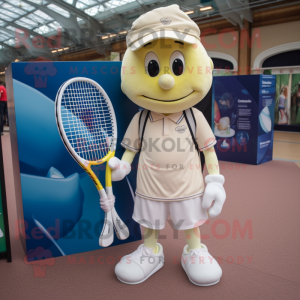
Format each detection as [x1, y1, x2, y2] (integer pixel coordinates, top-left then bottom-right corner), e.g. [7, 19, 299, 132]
[185, 227, 201, 250]
[144, 227, 159, 253]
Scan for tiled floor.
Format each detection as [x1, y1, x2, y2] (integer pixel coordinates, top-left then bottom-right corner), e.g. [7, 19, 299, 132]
[1, 129, 300, 299]
[273, 131, 300, 167]
[1, 133, 300, 300]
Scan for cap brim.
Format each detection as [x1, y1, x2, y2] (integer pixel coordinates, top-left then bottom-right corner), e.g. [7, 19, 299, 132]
[130, 30, 196, 51]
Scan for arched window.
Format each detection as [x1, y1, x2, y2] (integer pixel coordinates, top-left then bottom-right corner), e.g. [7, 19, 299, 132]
[211, 58, 234, 70]
[262, 50, 300, 68]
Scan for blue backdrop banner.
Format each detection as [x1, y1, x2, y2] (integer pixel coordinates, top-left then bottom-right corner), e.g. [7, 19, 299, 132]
[8, 61, 142, 261]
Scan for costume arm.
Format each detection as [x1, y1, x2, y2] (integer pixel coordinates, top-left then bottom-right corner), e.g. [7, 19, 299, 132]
[203, 148, 219, 175]
[121, 149, 136, 164]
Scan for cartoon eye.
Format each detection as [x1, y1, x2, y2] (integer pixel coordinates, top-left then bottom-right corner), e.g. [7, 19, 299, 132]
[43, 66, 47, 71]
[145, 52, 160, 77]
[35, 66, 38, 71]
[170, 51, 185, 76]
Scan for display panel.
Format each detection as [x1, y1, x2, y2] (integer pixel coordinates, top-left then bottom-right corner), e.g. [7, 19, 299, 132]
[0, 134, 11, 262]
[0, 185, 6, 253]
[213, 75, 275, 165]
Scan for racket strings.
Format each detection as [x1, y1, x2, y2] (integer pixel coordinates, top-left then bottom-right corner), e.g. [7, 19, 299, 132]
[60, 81, 115, 161]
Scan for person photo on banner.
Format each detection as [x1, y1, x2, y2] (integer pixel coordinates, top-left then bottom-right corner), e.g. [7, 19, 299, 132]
[274, 74, 289, 124]
[295, 80, 300, 124]
[278, 85, 288, 124]
[291, 75, 300, 125]
[297, 81, 300, 122]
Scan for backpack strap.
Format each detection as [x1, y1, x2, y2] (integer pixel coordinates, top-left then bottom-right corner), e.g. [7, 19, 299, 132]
[183, 108, 199, 156]
[183, 108, 205, 172]
[138, 109, 150, 152]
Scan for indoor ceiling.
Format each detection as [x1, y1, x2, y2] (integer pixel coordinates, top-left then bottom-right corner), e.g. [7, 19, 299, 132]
[0, 0, 290, 70]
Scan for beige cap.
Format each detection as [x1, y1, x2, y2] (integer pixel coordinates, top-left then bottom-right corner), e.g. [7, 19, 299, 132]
[126, 4, 200, 51]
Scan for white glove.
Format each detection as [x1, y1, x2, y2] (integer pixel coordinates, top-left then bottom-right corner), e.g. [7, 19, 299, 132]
[108, 157, 131, 181]
[202, 174, 226, 218]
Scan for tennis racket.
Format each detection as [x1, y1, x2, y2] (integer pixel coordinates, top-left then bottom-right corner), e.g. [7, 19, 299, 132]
[55, 77, 129, 247]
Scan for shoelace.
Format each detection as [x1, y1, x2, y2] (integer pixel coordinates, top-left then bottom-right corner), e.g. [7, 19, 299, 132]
[189, 247, 208, 257]
[132, 246, 154, 258]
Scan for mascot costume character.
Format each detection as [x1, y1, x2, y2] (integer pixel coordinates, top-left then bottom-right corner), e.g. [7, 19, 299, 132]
[108, 5, 226, 286]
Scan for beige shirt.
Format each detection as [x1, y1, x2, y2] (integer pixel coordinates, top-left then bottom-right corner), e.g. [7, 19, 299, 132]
[121, 108, 216, 201]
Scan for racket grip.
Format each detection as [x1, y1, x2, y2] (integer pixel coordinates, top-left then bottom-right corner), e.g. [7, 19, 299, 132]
[98, 188, 106, 200]
[99, 210, 114, 247]
[112, 207, 130, 240]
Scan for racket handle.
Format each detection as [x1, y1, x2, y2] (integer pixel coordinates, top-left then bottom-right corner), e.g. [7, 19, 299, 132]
[99, 210, 114, 247]
[98, 188, 107, 200]
[112, 207, 130, 240]
[98, 188, 114, 247]
[105, 187, 129, 240]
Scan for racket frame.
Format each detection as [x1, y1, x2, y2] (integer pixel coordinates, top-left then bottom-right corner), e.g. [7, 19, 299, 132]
[55, 77, 117, 192]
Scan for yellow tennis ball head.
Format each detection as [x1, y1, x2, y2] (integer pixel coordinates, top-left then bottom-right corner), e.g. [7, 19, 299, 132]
[121, 39, 213, 114]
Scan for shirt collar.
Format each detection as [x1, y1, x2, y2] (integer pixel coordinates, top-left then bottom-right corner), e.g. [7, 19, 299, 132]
[149, 111, 184, 124]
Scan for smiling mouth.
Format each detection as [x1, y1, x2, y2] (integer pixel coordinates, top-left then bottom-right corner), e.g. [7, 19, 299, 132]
[142, 91, 195, 102]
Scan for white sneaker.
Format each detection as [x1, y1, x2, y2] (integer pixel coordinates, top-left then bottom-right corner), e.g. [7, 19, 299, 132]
[115, 243, 164, 284]
[181, 244, 222, 286]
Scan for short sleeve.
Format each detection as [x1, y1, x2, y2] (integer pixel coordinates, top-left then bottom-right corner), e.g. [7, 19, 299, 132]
[193, 108, 216, 151]
[121, 112, 141, 153]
